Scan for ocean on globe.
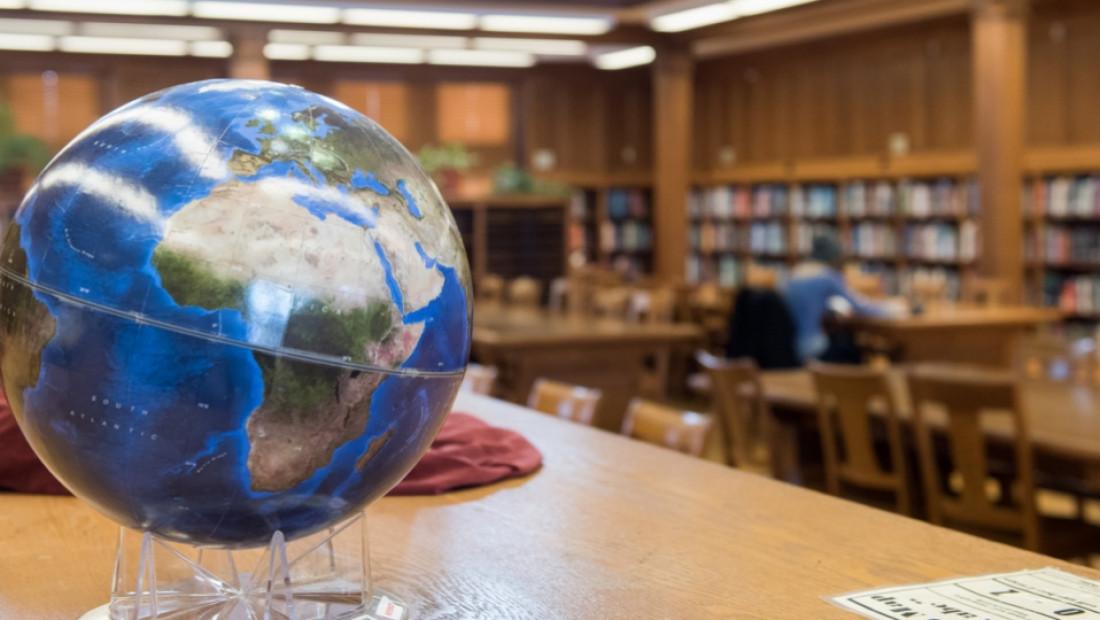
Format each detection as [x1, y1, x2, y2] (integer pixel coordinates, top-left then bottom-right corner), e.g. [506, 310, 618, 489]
[0, 79, 472, 548]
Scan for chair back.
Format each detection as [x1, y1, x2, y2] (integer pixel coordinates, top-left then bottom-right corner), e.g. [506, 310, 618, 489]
[1016, 334, 1095, 384]
[477, 274, 505, 305]
[809, 362, 911, 515]
[621, 398, 713, 457]
[694, 350, 766, 468]
[526, 378, 602, 426]
[460, 363, 498, 396]
[907, 366, 1038, 550]
[548, 277, 589, 314]
[627, 288, 676, 324]
[590, 287, 631, 319]
[507, 276, 542, 308]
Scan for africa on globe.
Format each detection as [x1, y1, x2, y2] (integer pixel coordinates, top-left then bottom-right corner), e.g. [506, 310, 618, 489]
[0, 79, 472, 547]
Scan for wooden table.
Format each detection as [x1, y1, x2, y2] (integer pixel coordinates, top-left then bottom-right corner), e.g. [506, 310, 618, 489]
[472, 305, 703, 430]
[3, 391, 1099, 619]
[846, 306, 1062, 367]
[761, 368, 1100, 485]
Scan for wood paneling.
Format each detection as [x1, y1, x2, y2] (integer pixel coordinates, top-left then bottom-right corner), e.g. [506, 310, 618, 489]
[3, 72, 99, 150]
[693, 17, 973, 172]
[332, 80, 411, 145]
[1027, 0, 1100, 147]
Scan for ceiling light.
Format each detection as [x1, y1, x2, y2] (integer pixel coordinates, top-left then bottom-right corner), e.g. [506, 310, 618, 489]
[427, 49, 535, 68]
[0, 18, 73, 36]
[350, 33, 467, 49]
[473, 37, 586, 56]
[29, 0, 188, 16]
[728, 0, 818, 17]
[0, 33, 54, 51]
[191, 40, 232, 57]
[0, 1, 27, 8]
[651, 3, 737, 32]
[192, 2, 340, 24]
[343, 8, 477, 30]
[264, 42, 309, 60]
[268, 29, 344, 45]
[480, 14, 612, 35]
[60, 35, 188, 55]
[81, 22, 221, 40]
[313, 45, 423, 64]
[594, 45, 655, 70]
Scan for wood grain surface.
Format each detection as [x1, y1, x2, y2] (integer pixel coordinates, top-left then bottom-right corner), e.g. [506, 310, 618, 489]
[2, 392, 1098, 619]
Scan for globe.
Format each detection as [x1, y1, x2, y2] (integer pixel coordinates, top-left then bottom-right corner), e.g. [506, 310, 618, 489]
[0, 79, 472, 548]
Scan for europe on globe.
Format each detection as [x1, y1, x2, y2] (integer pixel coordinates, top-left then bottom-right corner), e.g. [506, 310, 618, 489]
[0, 79, 472, 548]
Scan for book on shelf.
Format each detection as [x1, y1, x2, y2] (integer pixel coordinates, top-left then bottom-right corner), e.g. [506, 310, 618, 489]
[607, 187, 649, 220]
[1026, 175, 1100, 219]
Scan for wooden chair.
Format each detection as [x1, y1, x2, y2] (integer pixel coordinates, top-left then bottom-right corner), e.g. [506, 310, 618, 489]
[590, 286, 632, 319]
[626, 288, 676, 324]
[809, 362, 912, 516]
[460, 363, 498, 396]
[1016, 334, 1095, 384]
[507, 276, 542, 308]
[620, 398, 714, 457]
[526, 378, 602, 426]
[693, 350, 768, 469]
[548, 277, 589, 315]
[477, 274, 505, 305]
[907, 366, 1100, 558]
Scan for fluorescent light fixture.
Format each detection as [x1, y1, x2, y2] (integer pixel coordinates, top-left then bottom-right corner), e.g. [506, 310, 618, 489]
[473, 37, 586, 56]
[0, 33, 54, 51]
[651, 2, 737, 32]
[192, 2, 340, 24]
[480, 14, 612, 35]
[268, 29, 344, 45]
[0, 18, 73, 36]
[350, 33, 467, 49]
[343, 8, 477, 30]
[0, 1, 27, 8]
[427, 49, 534, 68]
[29, 0, 188, 16]
[264, 42, 309, 60]
[313, 45, 423, 64]
[81, 22, 221, 40]
[60, 35, 188, 55]
[728, 0, 818, 17]
[594, 45, 655, 70]
[191, 40, 232, 57]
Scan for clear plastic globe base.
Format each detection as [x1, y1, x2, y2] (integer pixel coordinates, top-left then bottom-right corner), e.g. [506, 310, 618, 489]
[77, 512, 407, 620]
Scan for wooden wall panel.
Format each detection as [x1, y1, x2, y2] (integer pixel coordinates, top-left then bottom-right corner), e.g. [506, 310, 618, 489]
[606, 75, 651, 173]
[693, 16, 973, 169]
[1027, 0, 1100, 147]
[3, 72, 99, 150]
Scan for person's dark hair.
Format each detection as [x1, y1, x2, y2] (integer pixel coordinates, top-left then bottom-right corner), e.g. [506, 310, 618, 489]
[810, 234, 843, 268]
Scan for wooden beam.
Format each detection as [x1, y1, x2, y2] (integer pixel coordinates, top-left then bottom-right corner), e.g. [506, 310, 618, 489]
[691, 0, 970, 58]
[652, 44, 692, 283]
[972, 0, 1027, 300]
[228, 24, 269, 81]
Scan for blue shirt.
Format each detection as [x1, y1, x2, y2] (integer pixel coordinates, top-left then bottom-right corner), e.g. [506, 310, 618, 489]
[783, 266, 883, 361]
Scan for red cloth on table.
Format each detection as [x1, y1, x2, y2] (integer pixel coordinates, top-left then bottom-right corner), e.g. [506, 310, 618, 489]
[0, 402, 540, 497]
[0, 393, 69, 495]
[389, 412, 542, 495]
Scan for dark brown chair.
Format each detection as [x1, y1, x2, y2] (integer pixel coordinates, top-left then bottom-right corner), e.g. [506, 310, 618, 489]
[620, 398, 714, 457]
[526, 378, 602, 426]
[809, 362, 912, 516]
[908, 365, 1100, 558]
[694, 350, 768, 469]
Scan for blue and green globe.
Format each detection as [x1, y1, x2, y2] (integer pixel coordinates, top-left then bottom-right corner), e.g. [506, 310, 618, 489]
[0, 79, 471, 547]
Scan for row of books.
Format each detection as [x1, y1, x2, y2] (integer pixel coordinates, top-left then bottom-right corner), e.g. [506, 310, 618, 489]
[688, 178, 980, 220]
[749, 221, 787, 255]
[600, 221, 652, 252]
[607, 187, 651, 220]
[1028, 225, 1100, 266]
[1042, 274, 1100, 316]
[846, 222, 898, 259]
[794, 222, 841, 255]
[903, 221, 978, 262]
[850, 266, 962, 301]
[689, 222, 748, 254]
[685, 255, 744, 287]
[1024, 176, 1100, 219]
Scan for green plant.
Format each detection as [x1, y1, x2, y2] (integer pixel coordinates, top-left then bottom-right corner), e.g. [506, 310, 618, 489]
[491, 161, 572, 197]
[0, 103, 50, 175]
[416, 142, 476, 174]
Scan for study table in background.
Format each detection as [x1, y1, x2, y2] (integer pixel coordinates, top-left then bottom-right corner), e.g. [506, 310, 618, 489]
[760, 368, 1100, 486]
[471, 305, 702, 430]
[846, 305, 1063, 367]
[2, 392, 1099, 619]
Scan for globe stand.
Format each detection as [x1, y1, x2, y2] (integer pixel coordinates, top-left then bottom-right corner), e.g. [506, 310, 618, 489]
[78, 512, 407, 620]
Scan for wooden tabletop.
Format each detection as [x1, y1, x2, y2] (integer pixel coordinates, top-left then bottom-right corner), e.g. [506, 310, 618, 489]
[472, 305, 702, 348]
[761, 368, 1100, 465]
[3, 392, 1099, 619]
[847, 305, 1063, 331]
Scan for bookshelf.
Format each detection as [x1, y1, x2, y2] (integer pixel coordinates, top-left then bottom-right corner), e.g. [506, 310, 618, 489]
[686, 155, 979, 301]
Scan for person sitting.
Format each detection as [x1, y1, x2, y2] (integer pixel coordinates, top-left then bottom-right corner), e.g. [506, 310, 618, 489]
[784, 234, 890, 363]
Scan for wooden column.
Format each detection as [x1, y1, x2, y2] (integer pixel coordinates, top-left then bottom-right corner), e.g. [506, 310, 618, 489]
[652, 45, 693, 283]
[229, 25, 270, 81]
[972, 0, 1027, 301]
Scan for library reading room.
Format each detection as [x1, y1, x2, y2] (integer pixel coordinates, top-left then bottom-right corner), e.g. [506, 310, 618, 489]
[7, 0, 1100, 619]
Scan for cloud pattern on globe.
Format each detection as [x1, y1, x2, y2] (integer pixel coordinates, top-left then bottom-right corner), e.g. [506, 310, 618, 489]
[0, 79, 471, 547]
